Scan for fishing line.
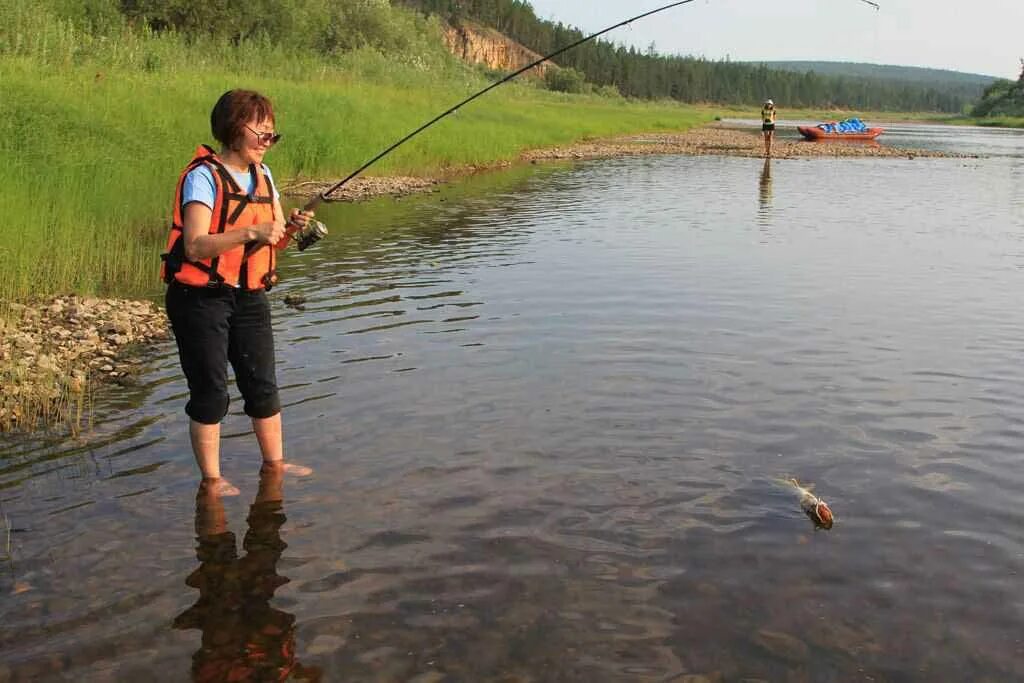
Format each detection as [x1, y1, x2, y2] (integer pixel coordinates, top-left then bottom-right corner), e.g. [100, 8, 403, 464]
[300, 0, 882, 211]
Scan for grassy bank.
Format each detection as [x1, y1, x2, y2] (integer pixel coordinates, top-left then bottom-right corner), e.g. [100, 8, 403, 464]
[0, 1, 711, 304]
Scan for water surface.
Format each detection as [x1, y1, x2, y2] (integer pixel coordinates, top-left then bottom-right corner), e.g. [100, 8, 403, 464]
[2, 126, 1023, 682]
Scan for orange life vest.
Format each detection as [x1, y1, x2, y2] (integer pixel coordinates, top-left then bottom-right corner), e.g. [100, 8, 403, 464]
[161, 145, 279, 290]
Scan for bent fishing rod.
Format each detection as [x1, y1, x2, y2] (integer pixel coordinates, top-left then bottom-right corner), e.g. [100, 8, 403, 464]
[298, 0, 882, 215]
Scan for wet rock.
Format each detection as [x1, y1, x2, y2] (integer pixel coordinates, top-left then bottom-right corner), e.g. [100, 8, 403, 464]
[356, 645, 400, 664]
[752, 628, 810, 663]
[802, 617, 882, 658]
[407, 671, 446, 683]
[674, 673, 724, 683]
[306, 634, 346, 656]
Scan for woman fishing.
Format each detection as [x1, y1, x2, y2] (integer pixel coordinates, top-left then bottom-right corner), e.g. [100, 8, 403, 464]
[161, 89, 314, 495]
[761, 98, 777, 158]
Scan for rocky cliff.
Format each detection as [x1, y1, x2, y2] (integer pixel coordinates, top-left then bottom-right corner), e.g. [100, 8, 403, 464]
[443, 21, 549, 77]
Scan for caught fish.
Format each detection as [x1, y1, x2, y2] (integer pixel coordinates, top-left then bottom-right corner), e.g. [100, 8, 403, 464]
[781, 478, 835, 529]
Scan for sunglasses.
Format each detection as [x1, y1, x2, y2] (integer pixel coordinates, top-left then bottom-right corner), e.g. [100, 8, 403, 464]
[244, 124, 281, 146]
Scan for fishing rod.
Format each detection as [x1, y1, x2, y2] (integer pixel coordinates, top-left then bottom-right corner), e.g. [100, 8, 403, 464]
[300, 0, 701, 213]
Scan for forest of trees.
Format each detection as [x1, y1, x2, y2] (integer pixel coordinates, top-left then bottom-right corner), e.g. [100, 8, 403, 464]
[971, 60, 1024, 117]
[397, 0, 970, 112]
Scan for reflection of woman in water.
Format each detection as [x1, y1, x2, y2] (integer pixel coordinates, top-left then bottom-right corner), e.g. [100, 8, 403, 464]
[758, 157, 773, 213]
[174, 469, 322, 682]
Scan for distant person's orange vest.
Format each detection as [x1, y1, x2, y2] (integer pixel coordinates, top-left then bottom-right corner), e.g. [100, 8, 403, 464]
[161, 145, 279, 290]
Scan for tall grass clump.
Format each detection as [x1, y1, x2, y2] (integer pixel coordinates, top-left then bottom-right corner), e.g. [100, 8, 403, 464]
[0, 358, 93, 435]
[0, 0, 708, 303]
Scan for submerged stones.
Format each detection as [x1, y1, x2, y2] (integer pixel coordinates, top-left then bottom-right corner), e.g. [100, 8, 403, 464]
[751, 628, 811, 664]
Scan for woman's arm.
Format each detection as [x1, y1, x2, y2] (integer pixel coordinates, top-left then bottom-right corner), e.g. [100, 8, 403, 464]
[181, 202, 286, 261]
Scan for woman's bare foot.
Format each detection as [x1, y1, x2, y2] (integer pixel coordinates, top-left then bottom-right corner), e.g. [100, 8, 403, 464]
[261, 460, 313, 476]
[199, 477, 240, 497]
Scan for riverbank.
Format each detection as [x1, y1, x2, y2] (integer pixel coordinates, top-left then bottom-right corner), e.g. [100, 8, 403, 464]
[283, 124, 957, 200]
[1, 124, 962, 434]
[520, 125, 956, 160]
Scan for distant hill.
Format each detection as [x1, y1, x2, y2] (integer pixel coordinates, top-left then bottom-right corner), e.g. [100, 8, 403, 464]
[398, 0, 976, 112]
[756, 61, 997, 100]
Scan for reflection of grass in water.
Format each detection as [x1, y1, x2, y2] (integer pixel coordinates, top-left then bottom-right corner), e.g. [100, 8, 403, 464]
[282, 162, 568, 286]
[1, 496, 11, 566]
[316, 161, 563, 236]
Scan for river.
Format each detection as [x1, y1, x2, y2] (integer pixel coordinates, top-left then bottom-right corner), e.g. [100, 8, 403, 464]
[1, 123, 1023, 681]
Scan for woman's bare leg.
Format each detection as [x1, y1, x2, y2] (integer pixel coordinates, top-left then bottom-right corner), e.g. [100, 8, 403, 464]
[190, 420, 239, 495]
[253, 413, 283, 463]
[253, 413, 312, 475]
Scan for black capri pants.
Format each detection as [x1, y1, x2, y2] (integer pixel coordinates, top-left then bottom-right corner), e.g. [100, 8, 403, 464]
[166, 281, 281, 424]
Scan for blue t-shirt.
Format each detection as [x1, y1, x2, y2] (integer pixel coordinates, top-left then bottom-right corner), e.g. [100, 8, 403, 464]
[182, 163, 280, 210]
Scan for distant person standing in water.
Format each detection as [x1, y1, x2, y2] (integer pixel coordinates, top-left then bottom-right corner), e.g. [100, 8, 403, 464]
[761, 99, 777, 158]
[161, 89, 314, 496]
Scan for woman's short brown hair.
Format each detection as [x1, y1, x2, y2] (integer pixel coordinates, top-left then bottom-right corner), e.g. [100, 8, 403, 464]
[210, 90, 275, 148]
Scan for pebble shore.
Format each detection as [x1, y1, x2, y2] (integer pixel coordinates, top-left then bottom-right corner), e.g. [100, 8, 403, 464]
[1, 296, 169, 431]
[285, 124, 959, 203]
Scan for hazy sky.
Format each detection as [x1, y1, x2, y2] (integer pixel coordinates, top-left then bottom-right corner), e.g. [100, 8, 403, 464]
[526, 0, 1023, 80]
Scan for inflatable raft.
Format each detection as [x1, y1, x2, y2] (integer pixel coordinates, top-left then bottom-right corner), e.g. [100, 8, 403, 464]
[798, 117, 883, 141]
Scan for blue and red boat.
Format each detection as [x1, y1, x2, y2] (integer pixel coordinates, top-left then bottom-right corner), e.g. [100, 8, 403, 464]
[798, 117, 883, 141]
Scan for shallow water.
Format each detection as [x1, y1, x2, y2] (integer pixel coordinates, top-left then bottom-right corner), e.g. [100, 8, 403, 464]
[2, 126, 1024, 682]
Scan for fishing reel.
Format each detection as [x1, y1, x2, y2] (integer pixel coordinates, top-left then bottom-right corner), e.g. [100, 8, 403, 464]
[289, 217, 329, 251]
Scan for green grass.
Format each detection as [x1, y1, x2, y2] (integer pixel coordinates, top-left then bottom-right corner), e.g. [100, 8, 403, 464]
[0, 1, 711, 303]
